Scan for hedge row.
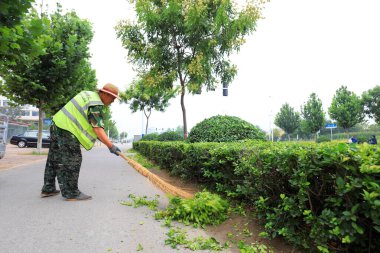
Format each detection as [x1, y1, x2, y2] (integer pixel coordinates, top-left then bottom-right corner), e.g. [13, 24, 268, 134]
[133, 140, 380, 252]
[141, 131, 183, 141]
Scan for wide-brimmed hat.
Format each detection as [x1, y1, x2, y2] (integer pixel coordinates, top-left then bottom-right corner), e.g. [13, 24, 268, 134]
[98, 83, 120, 100]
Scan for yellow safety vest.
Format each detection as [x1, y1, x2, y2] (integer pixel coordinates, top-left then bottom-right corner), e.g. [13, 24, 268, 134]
[53, 91, 104, 150]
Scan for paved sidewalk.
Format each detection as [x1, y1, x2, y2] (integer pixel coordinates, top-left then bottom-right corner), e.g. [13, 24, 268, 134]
[0, 144, 48, 170]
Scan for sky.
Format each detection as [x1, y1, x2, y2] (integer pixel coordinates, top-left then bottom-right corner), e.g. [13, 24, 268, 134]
[36, 0, 380, 136]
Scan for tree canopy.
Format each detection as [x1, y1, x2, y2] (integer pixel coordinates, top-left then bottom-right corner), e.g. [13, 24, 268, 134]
[328, 86, 364, 131]
[0, 0, 34, 27]
[0, 0, 35, 52]
[121, 77, 176, 134]
[275, 103, 300, 139]
[362, 85, 380, 124]
[301, 93, 325, 136]
[0, 5, 96, 150]
[116, 0, 265, 138]
[0, 0, 41, 65]
[0, 6, 96, 114]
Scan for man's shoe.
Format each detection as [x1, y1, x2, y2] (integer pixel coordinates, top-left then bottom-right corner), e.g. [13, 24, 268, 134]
[41, 190, 60, 198]
[65, 193, 92, 201]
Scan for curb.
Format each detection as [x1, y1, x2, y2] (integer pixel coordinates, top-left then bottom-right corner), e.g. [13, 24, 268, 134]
[123, 156, 194, 199]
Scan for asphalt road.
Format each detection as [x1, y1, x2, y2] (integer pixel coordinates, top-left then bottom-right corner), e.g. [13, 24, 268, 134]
[0, 144, 230, 253]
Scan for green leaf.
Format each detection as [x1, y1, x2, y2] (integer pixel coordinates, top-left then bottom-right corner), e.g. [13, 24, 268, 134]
[136, 243, 143, 251]
[351, 222, 364, 234]
[10, 43, 20, 49]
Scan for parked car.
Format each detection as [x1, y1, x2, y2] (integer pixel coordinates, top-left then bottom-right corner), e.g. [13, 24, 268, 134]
[10, 130, 51, 148]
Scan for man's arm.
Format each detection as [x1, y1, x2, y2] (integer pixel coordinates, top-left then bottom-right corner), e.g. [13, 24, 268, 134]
[93, 127, 112, 148]
[93, 127, 121, 155]
[88, 105, 120, 155]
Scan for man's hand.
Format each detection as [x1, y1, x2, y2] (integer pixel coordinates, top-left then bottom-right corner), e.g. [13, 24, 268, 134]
[109, 144, 121, 156]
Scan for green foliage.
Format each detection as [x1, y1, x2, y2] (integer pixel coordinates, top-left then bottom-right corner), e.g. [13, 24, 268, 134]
[0, 6, 96, 150]
[121, 78, 176, 134]
[141, 133, 159, 141]
[301, 93, 325, 135]
[133, 141, 187, 177]
[120, 194, 159, 211]
[356, 134, 369, 144]
[158, 131, 183, 141]
[126, 150, 161, 170]
[328, 86, 364, 130]
[274, 103, 300, 138]
[188, 115, 266, 143]
[115, 0, 265, 137]
[173, 125, 184, 138]
[134, 140, 380, 252]
[165, 227, 188, 249]
[134, 141, 217, 180]
[0, 0, 36, 61]
[296, 119, 313, 140]
[165, 227, 228, 251]
[0, 0, 34, 27]
[156, 191, 229, 227]
[0, 5, 96, 115]
[118, 189, 229, 251]
[136, 243, 143, 251]
[0, 10, 46, 72]
[237, 241, 273, 253]
[316, 136, 330, 143]
[119, 131, 128, 140]
[362, 85, 380, 124]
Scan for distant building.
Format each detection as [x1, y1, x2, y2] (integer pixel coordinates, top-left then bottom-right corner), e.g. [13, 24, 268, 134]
[0, 96, 39, 140]
[0, 96, 39, 122]
[133, 135, 142, 142]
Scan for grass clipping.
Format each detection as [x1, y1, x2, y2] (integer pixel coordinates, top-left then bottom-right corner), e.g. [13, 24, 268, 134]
[155, 191, 229, 228]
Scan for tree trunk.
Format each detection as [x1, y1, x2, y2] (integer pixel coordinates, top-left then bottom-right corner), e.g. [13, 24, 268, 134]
[36, 107, 44, 154]
[180, 85, 187, 139]
[144, 109, 151, 135]
[175, 41, 187, 139]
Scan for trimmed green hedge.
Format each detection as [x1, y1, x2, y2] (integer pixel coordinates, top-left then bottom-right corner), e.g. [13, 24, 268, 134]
[133, 140, 380, 252]
[188, 115, 266, 142]
[141, 133, 159, 141]
[140, 131, 183, 142]
[158, 131, 183, 141]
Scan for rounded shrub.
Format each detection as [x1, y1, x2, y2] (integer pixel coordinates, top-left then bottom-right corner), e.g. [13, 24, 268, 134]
[141, 133, 159, 141]
[158, 131, 183, 141]
[188, 115, 266, 143]
[357, 134, 369, 144]
[316, 135, 331, 143]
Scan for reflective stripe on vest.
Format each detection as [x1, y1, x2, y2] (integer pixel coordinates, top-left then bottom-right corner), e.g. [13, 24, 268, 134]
[53, 91, 104, 150]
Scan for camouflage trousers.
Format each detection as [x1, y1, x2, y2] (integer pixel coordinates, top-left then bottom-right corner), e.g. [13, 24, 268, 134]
[41, 123, 82, 198]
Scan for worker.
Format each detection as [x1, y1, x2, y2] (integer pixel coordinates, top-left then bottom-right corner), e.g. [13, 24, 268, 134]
[40, 83, 121, 201]
[368, 135, 377, 145]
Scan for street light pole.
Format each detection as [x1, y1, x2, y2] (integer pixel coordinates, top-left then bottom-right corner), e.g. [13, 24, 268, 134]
[269, 96, 274, 142]
[271, 125, 274, 142]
